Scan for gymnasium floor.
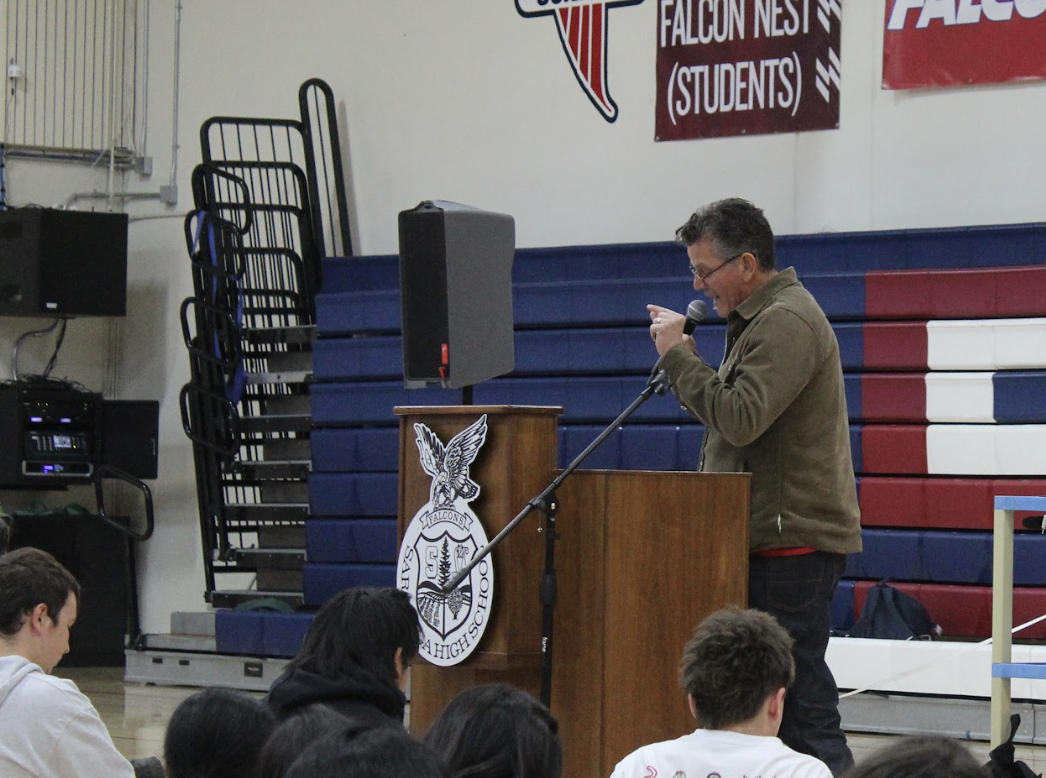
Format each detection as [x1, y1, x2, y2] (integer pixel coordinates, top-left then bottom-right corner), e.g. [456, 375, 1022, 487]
[62, 666, 1046, 773]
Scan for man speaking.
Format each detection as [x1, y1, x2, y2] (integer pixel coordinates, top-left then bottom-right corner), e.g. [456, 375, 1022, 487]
[646, 198, 861, 776]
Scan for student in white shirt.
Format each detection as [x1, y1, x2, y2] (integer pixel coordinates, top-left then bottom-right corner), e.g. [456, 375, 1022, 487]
[0, 547, 137, 778]
[610, 607, 832, 778]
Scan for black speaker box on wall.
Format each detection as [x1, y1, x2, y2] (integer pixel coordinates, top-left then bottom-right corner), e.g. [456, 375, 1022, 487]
[398, 200, 515, 389]
[0, 208, 128, 317]
[101, 400, 160, 480]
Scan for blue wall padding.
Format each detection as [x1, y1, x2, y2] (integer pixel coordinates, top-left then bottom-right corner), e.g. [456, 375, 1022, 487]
[616, 425, 700, 471]
[850, 426, 863, 473]
[472, 377, 694, 424]
[834, 323, 865, 371]
[677, 425, 705, 467]
[313, 336, 401, 380]
[802, 273, 866, 320]
[311, 382, 456, 426]
[848, 529, 977, 583]
[846, 530, 923, 580]
[316, 289, 401, 335]
[845, 530, 1046, 586]
[515, 278, 684, 327]
[558, 426, 620, 469]
[261, 612, 314, 658]
[514, 329, 651, 374]
[692, 324, 727, 367]
[994, 372, 1046, 423]
[313, 307, 865, 377]
[323, 225, 1046, 299]
[214, 610, 265, 655]
[311, 428, 399, 473]
[776, 223, 1046, 273]
[921, 533, 992, 584]
[309, 473, 397, 517]
[512, 242, 682, 284]
[558, 424, 704, 471]
[321, 254, 398, 294]
[846, 529, 991, 584]
[306, 519, 398, 563]
[831, 579, 856, 631]
[508, 223, 1046, 286]
[844, 375, 862, 423]
[315, 326, 719, 380]
[1014, 535, 1046, 586]
[304, 564, 396, 607]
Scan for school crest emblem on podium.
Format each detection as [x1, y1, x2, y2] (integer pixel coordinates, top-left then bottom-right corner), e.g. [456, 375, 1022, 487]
[397, 415, 494, 667]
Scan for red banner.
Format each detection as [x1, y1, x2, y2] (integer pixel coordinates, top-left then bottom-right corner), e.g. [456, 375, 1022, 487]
[655, 0, 842, 142]
[883, 0, 1046, 89]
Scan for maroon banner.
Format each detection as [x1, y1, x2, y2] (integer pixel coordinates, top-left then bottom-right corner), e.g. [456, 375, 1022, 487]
[883, 0, 1046, 89]
[655, 0, 841, 142]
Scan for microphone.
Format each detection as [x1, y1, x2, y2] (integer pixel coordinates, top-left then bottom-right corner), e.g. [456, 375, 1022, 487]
[683, 300, 708, 335]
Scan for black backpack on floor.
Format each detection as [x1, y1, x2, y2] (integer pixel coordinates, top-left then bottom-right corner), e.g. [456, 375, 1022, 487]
[987, 714, 1041, 778]
[848, 581, 941, 640]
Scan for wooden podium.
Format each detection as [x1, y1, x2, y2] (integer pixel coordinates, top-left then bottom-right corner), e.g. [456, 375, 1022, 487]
[396, 406, 750, 778]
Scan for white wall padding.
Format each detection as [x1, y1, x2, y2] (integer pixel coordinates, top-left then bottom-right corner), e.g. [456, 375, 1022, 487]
[927, 424, 1046, 475]
[828, 638, 1046, 699]
[928, 318, 1046, 371]
[925, 372, 996, 424]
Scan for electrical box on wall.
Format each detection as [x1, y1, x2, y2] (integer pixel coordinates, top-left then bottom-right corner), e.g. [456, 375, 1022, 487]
[0, 208, 128, 317]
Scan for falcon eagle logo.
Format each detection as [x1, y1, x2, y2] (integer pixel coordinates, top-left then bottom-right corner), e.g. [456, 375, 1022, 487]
[414, 415, 488, 508]
[516, 0, 644, 123]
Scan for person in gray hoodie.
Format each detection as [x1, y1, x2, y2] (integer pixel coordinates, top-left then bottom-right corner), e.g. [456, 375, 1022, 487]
[0, 547, 137, 778]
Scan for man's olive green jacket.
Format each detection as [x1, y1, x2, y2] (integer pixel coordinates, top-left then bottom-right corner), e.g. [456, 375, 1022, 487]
[659, 268, 862, 554]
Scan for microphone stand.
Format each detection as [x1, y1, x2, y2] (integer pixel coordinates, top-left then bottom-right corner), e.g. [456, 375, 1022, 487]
[442, 368, 674, 707]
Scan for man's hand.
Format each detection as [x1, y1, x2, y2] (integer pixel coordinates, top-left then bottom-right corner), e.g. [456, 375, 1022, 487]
[647, 304, 694, 357]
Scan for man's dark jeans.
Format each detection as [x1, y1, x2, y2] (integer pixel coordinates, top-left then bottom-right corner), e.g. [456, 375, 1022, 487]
[748, 551, 853, 777]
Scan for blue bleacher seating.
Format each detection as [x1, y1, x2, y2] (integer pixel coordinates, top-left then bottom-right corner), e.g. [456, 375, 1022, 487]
[221, 222, 1046, 655]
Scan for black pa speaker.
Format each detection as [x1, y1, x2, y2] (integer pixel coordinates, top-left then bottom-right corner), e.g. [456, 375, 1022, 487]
[398, 201, 515, 389]
[0, 208, 128, 317]
[100, 400, 160, 480]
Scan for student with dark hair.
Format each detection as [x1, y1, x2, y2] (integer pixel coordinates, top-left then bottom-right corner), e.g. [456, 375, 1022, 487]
[163, 687, 276, 778]
[424, 683, 562, 778]
[842, 736, 987, 778]
[0, 547, 137, 778]
[256, 704, 354, 778]
[610, 607, 831, 778]
[267, 586, 421, 725]
[285, 721, 448, 778]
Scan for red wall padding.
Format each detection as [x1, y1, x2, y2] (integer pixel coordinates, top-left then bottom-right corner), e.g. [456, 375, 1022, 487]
[861, 375, 927, 422]
[860, 477, 1046, 529]
[852, 580, 1046, 639]
[863, 323, 929, 370]
[862, 425, 928, 474]
[865, 265, 1046, 319]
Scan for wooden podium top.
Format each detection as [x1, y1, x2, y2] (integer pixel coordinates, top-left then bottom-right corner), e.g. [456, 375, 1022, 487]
[393, 405, 563, 417]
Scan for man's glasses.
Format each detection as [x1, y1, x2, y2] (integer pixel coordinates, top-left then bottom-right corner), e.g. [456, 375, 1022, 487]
[689, 252, 745, 281]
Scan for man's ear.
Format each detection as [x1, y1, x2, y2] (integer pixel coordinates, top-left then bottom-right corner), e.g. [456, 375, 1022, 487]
[742, 251, 757, 273]
[687, 693, 698, 721]
[27, 603, 50, 634]
[767, 687, 787, 724]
